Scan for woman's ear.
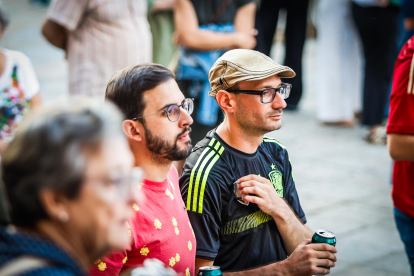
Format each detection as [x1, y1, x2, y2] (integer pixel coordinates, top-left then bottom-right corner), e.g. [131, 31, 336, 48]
[216, 90, 236, 114]
[122, 120, 144, 142]
[38, 189, 68, 222]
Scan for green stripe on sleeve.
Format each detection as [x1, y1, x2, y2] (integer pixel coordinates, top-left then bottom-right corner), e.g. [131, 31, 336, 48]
[198, 145, 225, 213]
[191, 141, 221, 212]
[186, 138, 216, 210]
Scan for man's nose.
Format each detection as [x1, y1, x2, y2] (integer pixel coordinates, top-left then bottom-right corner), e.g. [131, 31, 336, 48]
[179, 106, 194, 127]
[271, 92, 287, 109]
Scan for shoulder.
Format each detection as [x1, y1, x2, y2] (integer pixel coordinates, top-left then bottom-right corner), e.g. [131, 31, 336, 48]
[261, 136, 288, 154]
[3, 49, 32, 66]
[23, 267, 78, 276]
[182, 136, 228, 177]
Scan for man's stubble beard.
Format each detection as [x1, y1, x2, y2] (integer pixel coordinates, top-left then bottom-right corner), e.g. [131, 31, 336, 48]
[235, 100, 283, 136]
[144, 124, 192, 164]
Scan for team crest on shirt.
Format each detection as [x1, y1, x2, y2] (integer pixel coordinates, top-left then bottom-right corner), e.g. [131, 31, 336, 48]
[268, 165, 283, 197]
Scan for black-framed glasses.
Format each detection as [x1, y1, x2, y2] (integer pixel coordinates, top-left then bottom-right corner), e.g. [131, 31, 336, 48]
[132, 98, 194, 122]
[227, 83, 292, 103]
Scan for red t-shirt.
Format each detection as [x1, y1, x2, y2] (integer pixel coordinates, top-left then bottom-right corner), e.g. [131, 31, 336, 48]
[386, 36, 414, 219]
[90, 166, 196, 276]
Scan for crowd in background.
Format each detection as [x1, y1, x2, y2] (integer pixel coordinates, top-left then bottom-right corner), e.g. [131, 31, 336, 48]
[0, 0, 413, 275]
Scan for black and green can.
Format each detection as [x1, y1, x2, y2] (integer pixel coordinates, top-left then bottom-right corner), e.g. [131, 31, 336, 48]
[311, 229, 336, 273]
[197, 266, 222, 276]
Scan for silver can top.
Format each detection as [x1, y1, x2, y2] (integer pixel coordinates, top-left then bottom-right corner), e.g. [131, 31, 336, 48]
[199, 266, 221, 271]
[315, 229, 335, 238]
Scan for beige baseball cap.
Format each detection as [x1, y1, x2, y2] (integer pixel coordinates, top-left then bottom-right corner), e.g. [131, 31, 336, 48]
[208, 49, 296, 97]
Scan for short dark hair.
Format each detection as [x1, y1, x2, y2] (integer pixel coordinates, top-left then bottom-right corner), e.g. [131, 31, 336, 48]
[0, 6, 9, 32]
[2, 101, 124, 228]
[105, 64, 175, 123]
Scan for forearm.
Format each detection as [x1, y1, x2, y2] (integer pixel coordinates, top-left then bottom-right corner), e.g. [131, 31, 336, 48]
[388, 133, 414, 161]
[41, 19, 68, 50]
[178, 30, 238, 51]
[272, 203, 312, 255]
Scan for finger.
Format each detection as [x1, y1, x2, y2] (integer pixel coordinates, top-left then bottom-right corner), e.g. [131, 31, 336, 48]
[240, 186, 266, 199]
[242, 195, 266, 206]
[308, 243, 338, 253]
[301, 239, 312, 245]
[313, 267, 331, 275]
[237, 174, 260, 183]
[313, 251, 337, 262]
[251, 29, 258, 36]
[314, 258, 336, 268]
[238, 179, 267, 189]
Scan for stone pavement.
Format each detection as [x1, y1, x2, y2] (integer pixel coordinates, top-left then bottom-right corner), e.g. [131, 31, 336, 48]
[2, 0, 410, 275]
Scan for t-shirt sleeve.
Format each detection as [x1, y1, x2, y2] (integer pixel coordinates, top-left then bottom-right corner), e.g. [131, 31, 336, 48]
[387, 38, 414, 135]
[180, 168, 223, 261]
[282, 150, 306, 224]
[47, 0, 89, 31]
[14, 52, 40, 100]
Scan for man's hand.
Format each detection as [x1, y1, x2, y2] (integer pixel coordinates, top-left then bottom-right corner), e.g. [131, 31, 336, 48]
[237, 174, 286, 217]
[283, 239, 337, 276]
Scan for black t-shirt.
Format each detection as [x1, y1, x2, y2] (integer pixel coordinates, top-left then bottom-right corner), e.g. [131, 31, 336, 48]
[179, 130, 306, 271]
[190, 0, 255, 26]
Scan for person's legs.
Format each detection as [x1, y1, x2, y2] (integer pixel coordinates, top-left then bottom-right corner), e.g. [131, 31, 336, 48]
[394, 207, 414, 276]
[352, 3, 399, 127]
[254, 0, 281, 57]
[283, 0, 309, 108]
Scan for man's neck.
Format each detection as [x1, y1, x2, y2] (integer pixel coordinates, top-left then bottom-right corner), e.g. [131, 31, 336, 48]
[216, 119, 263, 154]
[132, 145, 172, 182]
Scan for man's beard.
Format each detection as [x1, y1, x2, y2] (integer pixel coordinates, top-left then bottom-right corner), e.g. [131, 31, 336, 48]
[145, 125, 192, 163]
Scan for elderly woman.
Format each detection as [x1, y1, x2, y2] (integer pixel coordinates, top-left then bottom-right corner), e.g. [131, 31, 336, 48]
[0, 101, 141, 275]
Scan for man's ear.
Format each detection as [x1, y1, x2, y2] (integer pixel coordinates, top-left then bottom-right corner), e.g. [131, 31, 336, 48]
[216, 90, 236, 114]
[122, 120, 144, 142]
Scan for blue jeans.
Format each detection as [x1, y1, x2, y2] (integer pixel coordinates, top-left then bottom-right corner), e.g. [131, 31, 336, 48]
[394, 207, 414, 276]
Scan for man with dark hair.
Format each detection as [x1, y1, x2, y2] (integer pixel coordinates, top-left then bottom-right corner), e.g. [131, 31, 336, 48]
[90, 64, 196, 276]
[180, 49, 337, 275]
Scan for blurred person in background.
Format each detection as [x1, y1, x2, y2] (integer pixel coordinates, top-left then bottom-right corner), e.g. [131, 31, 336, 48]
[400, 0, 414, 45]
[0, 6, 42, 153]
[41, 0, 152, 99]
[316, 0, 362, 126]
[351, 0, 400, 144]
[0, 101, 141, 275]
[147, 0, 177, 67]
[90, 64, 196, 276]
[254, 0, 309, 110]
[387, 36, 414, 276]
[174, 0, 257, 147]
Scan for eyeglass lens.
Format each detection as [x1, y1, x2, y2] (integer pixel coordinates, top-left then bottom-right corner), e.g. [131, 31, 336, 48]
[262, 85, 291, 103]
[166, 99, 194, 122]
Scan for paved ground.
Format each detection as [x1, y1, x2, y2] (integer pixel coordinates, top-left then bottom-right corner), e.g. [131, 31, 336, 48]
[2, 0, 411, 275]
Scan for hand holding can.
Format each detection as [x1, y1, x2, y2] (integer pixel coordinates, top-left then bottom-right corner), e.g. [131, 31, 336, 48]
[311, 230, 336, 275]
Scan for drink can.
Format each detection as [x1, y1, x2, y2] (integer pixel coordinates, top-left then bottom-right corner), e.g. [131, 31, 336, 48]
[311, 229, 336, 275]
[197, 266, 222, 276]
[311, 229, 336, 246]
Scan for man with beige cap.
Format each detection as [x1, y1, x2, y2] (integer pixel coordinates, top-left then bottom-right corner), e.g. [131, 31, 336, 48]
[180, 49, 337, 275]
